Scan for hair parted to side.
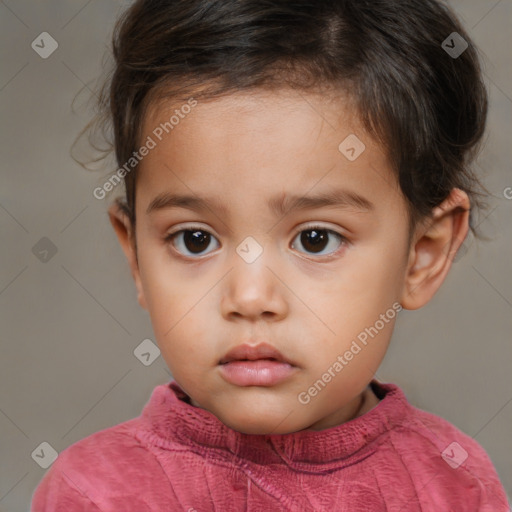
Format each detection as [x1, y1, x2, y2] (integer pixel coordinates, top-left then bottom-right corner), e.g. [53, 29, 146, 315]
[85, 0, 489, 238]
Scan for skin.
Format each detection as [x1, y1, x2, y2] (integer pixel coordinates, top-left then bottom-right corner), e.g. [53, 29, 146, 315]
[109, 88, 470, 435]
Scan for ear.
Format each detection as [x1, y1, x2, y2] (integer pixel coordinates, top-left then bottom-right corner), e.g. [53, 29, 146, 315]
[108, 201, 147, 310]
[400, 188, 470, 310]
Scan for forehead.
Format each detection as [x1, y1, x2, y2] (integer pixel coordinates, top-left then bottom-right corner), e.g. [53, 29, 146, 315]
[143, 87, 359, 146]
[137, 88, 401, 215]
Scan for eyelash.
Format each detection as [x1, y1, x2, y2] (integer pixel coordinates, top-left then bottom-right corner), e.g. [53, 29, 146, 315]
[164, 223, 348, 260]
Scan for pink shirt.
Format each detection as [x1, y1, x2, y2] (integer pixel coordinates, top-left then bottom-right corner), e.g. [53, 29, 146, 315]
[31, 380, 508, 511]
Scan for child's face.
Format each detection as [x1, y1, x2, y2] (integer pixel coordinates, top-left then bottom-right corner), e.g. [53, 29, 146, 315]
[113, 89, 419, 434]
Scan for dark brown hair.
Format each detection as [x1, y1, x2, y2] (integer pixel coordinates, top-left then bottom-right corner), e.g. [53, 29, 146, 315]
[87, 0, 489, 237]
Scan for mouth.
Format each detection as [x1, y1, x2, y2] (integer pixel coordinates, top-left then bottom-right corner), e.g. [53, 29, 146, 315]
[218, 342, 298, 387]
[219, 342, 291, 365]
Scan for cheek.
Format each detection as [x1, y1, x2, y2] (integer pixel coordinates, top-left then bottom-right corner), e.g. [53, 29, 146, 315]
[348, 232, 408, 303]
[302, 245, 405, 367]
[148, 296, 210, 366]
[324, 249, 404, 320]
[137, 240, 194, 319]
[136, 246, 211, 360]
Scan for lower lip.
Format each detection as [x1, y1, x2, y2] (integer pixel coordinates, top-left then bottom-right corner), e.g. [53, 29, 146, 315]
[218, 360, 297, 386]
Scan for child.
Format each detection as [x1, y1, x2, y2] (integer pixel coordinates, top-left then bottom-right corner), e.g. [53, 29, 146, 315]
[32, 0, 509, 510]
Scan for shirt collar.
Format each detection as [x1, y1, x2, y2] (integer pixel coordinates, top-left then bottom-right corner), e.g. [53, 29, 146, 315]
[138, 379, 409, 473]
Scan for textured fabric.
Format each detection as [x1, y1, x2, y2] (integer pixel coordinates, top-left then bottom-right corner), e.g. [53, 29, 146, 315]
[31, 379, 509, 511]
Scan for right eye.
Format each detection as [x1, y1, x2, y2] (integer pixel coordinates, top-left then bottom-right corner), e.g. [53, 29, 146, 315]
[164, 227, 220, 258]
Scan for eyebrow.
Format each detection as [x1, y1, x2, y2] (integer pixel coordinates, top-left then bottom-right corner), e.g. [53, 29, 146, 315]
[146, 189, 374, 217]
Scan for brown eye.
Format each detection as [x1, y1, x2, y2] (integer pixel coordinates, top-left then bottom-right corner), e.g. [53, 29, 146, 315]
[167, 228, 220, 257]
[291, 227, 345, 256]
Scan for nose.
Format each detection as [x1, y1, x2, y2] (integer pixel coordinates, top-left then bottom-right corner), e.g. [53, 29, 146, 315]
[220, 250, 289, 322]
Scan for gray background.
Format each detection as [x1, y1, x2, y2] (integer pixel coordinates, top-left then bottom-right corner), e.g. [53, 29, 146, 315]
[0, 0, 511, 510]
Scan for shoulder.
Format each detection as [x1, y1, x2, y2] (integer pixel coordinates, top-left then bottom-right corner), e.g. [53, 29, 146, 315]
[399, 403, 494, 470]
[382, 390, 509, 510]
[55, 418, 152, 468]
[31, 418, 179, 511]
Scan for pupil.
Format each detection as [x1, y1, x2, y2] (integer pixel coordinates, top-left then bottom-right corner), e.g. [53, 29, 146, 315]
[301, 229, 327, 253]
[184, 230, 210, 253]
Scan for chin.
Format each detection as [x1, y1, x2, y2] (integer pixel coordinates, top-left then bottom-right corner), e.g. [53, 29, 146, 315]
[224, 419, 292, 435]
[214, 407, 303, 435]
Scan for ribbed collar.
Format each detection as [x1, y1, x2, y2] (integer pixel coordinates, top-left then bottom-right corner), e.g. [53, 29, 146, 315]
[137, 379, 409, 473]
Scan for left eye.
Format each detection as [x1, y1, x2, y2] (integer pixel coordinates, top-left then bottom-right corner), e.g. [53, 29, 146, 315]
[291, 226, 345, 256]
[166, 228, 220, 257]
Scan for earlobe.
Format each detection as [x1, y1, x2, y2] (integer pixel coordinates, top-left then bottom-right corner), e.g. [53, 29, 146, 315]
[108, 202, 148, 310]
[400, 188, 470, 310]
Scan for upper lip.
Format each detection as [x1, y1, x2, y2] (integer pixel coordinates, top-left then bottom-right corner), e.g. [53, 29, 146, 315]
[219, 342, 293, 365]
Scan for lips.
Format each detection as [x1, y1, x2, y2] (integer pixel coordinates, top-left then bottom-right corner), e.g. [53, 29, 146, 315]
[219, 342, 291, 365]
[218, 342, 298, 387]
